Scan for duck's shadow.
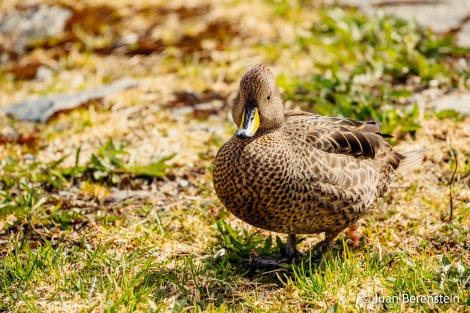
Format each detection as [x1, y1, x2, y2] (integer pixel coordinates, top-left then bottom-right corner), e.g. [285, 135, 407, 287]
[213, 220, 355, 283]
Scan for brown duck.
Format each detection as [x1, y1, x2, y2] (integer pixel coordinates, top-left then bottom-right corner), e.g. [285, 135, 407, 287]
[213, 64, 421, 265]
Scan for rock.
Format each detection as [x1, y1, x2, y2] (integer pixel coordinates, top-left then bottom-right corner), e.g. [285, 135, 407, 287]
[430, 92, 470, 115]
[35, 66, 53, 81]
[23, 153, 36, 161]
[0, 5, 72, 54]
[177, 179, 189, 188]
[329, 0, 470, 46]
[457, 22, 470, 48]
[2, 78, 139, 122]
[378, 2, 470, 34]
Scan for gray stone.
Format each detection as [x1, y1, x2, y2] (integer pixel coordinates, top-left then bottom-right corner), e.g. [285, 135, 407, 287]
[457, 22, 470, 47]
[3, 78, 139, 122]
[177, 179, 190, 188]
[23, 153, 36, 161]
[430, 92, 470, 115]
[0, 5, 72, 54]
[379, 2, 470, 34]
[330, 0, 470, 39]
[35, 66, 53, 81]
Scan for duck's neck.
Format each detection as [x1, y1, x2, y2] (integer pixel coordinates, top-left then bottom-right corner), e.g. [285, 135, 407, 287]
[254, 125, 283, 137]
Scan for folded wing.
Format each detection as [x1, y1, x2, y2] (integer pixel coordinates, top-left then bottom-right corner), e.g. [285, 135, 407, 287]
[285, 111, 403, 167]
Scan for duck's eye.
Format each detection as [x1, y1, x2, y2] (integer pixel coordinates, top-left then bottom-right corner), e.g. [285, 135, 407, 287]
[267, 95, 271, 100]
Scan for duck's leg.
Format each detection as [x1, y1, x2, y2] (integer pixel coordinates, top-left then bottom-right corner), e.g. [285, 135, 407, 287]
[316, 231, 339, 268]
[251, 234, 300, 268]
[318, 236, 334, 254]
[285, 234, 297, 259]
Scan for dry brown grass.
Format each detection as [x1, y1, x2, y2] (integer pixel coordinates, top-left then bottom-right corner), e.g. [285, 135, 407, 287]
[0, 0, 469, 312]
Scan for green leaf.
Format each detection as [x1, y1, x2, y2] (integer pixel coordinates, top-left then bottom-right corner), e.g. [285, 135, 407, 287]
[48, 154, 69, 169]
[132, 163, 169, 177]
[101, 150, 126, 168]
[275, 236, 283, 250]
[442, 255, 451, 266]
[74, 146, 81, 169]
[263, 236, 272, 251]
[130, 153, 176, 177]
[327, 303, 338, 313]
[91, 154, 105, 170]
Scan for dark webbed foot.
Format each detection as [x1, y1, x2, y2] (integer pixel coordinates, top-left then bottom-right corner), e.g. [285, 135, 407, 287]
[251, 234, 302, 268]
[316, 236, 336, 269]
[318, 237, 334, 254]
[251, 255, 292, 268]
[249, 234, 337, 269]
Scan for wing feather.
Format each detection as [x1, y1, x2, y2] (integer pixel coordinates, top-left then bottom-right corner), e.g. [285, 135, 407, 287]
[285, 111, 387, 159]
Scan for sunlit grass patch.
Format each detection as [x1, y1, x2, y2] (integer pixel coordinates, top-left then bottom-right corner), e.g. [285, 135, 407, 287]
[1, 0, 470, 311]
[288, 247, 470, 311]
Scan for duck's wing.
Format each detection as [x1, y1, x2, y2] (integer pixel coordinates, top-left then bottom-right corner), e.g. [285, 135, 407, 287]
[285, 110, 399, 163]
[306, 117, 385, 159]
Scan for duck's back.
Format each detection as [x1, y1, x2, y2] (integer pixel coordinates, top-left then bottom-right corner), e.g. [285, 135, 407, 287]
[213, 111, 404, 235]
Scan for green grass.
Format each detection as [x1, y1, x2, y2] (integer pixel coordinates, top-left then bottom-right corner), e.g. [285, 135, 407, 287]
[277, 8, 469, 136]
[0, 139, 175, 233]
[1, 0, 470, 312]
[2, 221, 468, 312]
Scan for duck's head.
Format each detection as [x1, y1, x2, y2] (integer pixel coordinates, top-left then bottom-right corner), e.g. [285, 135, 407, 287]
[232, 64, 284, 139]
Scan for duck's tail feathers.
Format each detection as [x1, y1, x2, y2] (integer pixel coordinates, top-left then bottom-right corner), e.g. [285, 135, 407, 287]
[395, 149, 426, 174]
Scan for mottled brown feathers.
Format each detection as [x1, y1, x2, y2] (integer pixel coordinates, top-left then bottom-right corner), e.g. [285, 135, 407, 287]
[213, 64, 420, 240]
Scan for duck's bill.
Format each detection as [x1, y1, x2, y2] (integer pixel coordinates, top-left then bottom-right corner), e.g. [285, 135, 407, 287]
[236, 107, 260, 138]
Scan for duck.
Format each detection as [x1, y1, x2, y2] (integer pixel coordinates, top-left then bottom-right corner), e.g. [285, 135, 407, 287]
[213, 64, 421, 266]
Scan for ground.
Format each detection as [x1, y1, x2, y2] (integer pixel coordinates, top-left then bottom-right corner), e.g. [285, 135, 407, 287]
[0, 0, 469, 312]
